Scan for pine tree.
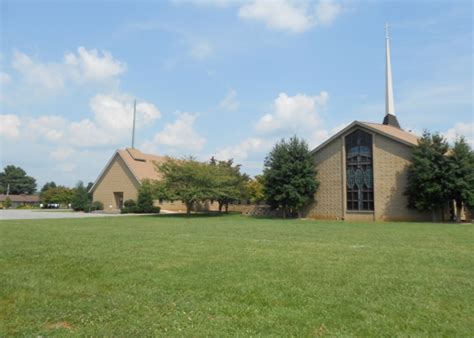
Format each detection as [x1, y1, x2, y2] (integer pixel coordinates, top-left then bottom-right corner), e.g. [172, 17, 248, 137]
[447, 136, 474, 220]
[406, 131, 451, 221]
[263, 136, 318, 218]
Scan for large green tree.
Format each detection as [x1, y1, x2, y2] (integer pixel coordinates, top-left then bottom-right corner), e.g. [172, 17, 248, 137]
[0, 165, 37, 195]
[405, 131, 451, 220]
[210, 157, 249, 212]
[71, 181, 90, 211]
[263, 136, 319, 218]
[155, 157, 218, 215]
[246, 175, 265, 204]
[41, 181, 57, 193]
[40, 186, 74, 205]
[447, 136, 474, 220]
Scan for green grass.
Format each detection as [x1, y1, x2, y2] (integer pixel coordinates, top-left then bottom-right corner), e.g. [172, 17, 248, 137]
[1, 214, 472, 336]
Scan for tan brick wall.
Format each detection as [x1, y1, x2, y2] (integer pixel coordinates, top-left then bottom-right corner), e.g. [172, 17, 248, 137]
[372, 135, 430, 221]
[305, 126, 431, 222]
[302, 137, 344, 220]
[92, 154, 140, 212]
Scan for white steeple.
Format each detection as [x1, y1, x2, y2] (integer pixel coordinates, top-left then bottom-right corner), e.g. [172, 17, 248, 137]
[385, 23, 395, 116]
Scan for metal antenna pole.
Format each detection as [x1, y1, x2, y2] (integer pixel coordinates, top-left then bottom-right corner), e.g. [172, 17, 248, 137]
[132, 99, 136, 148]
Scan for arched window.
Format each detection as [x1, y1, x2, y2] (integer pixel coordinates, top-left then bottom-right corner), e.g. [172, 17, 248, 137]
[345, 130, 374, 211]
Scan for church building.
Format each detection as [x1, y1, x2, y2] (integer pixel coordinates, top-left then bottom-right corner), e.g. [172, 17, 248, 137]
[302, 27, 430, 221]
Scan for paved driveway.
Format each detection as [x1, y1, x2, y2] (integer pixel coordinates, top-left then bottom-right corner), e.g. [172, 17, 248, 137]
[0, 209, 128, 220]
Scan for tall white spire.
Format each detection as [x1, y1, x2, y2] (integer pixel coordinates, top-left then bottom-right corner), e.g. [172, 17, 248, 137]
[385, 23, 396, 116]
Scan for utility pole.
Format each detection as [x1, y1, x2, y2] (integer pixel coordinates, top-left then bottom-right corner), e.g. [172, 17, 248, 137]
[131, 99, 136, 149]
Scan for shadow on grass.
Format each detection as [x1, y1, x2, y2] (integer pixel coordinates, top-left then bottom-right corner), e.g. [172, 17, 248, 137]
[143, 211, 241, 219]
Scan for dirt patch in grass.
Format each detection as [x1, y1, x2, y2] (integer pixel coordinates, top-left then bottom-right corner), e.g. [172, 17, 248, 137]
[44, 321, 73, 330]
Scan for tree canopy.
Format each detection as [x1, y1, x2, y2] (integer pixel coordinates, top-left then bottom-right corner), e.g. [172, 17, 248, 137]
[0, 165, 37, 195]
[71, 181, 90, 211]
[447, 136, 474, 218]
[154, 157, 248, 214]
[41, 181, 57, 193]
[406, 131, 474, 221]
[40, 186, 74, 205]
[263, 136, 318, 218]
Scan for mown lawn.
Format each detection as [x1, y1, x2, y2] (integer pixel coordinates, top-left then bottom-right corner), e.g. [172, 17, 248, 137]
[0, 214, 472, 336]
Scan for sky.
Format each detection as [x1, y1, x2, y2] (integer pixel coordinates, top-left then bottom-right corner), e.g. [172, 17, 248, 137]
[0, 0, 472, 189]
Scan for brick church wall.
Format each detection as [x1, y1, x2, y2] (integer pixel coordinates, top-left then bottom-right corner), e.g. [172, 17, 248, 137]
[372, 135, 431, 221]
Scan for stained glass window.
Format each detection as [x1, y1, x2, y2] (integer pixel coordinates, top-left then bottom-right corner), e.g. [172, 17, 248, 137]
[345, 130, 374, 211]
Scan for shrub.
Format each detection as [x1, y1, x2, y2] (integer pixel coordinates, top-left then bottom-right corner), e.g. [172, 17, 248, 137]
[71, 181, 89, 211]
[4, 197, 12, 209]
[90, 201, 104, 211]
[137, 187, 154, 213]
[124, 199, 137, 208]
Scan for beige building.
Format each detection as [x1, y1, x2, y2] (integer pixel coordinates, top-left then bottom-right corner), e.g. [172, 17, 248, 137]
[302, 121, 431, 221]
[89, 148, 165, 212]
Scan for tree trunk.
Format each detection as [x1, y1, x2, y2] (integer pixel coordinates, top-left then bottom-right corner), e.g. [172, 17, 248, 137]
[456, 199, 463, 223]
[186, 201, 193, 215]
[218, 202, 223, 212]
[225, 203, 229, 213]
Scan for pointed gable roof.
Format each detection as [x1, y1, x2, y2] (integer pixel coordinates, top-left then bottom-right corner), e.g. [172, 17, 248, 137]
[311, 121, 418, 155]
[89, 148, 166, 193]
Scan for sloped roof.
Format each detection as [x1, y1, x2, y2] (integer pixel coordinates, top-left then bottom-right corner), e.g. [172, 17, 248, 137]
[117, 148, 166, 182]
[362, 122, 418, 146]
[89, 148, 166, 193]
[311, 120, 419, 154]
[0, 194, 39, 202]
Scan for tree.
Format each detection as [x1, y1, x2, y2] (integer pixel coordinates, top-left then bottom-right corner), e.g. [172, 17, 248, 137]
[71, 181, 90, 211]
[86, 182, 94, 201]
[263, 136, 319, 218]
[247, 175, 265, 204]
[447, 136, 474, 220]
[41, 181, 57, 193]
[4, 196, 12, 209]
[405, 131, 451, 221]
[40, 186, 74, 205]
[137, 180, 155, 213]
[210, 158, 249, 212]
[0, 165, 37, 195]
[155, 157, 218, 215]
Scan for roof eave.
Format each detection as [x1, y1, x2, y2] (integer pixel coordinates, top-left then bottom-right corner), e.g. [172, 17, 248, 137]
[310, 121, 417, 155]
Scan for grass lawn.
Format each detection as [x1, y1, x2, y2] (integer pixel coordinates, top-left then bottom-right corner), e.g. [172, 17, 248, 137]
[0, 214, 472, 336]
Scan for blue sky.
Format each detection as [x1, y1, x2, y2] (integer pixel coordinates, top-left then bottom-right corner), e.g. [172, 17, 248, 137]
[0, 0, 472, 188]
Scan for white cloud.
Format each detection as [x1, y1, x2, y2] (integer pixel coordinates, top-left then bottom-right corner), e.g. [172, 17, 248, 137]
[238, 0, 343, 33]
[255, 91, 329, 134]
[172, 0, 235, 7]
[148, 112, 206, 152]
[67, 118, 114, 147]
[1, 72, 11, 86]
[214, 137, 270, 161]
[13, 51, 65, 91]
[65, 47, 126, 82]
[239, 0, 313, 33]
[314, 0, 342, 26]
[12, 47, 126, 93]
[443, 122, 474, 146]
[58, 163, 76, 173]
[90, 94, 161, 131]
[309, 121, 348, 148]
[49, 147, 74, 161]
[190, 41, 213, 59]
[3, 94, 160, 148]
[26, 115, 66, 141]
[0, 114, 21, 138]
[219, 89, 239, 112]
